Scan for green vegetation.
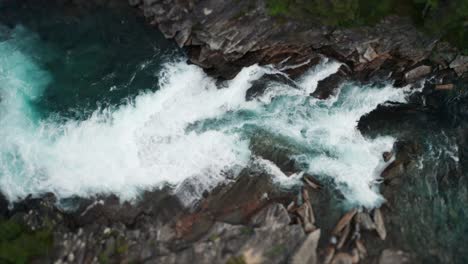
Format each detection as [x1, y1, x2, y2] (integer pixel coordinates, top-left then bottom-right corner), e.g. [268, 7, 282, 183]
[226, 255, 246, 264]
[0, 220, 53, 264]
[266, 0, 468, 53]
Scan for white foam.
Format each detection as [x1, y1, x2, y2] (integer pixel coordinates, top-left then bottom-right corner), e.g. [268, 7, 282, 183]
[0, 26, 412, 208]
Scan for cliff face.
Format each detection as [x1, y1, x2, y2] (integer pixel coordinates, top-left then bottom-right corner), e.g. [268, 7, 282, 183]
[131, 0, 466, 85]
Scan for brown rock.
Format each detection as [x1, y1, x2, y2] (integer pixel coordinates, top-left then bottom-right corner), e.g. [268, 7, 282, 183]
[355, 239, 367, 259]
[363, 46, 379, 62]
[373, 208, 387, 240]
[356, 212, 376, 231]
[380, 160, 404, 180]
[291, 229, 321, 264]
[435, 83, 454, 90]
[332, 209, 358, 235]
[331, 252, 354, 264]
[336, 223, 351, 249]
[323, 246, 336, 264]
[295, 202, 316, 233]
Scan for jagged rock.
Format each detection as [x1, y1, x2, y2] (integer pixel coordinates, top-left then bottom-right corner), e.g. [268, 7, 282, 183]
[379, 249, 411, 264]
[450, 55, 468, 76]
[373, 208, 387, 240]
[311, 65, 350, 99]
[382, 151, 393, 162]
[250, 203, 290, 228]
[356, 212, 375, 231]
[246, 73, 298, 101]
[336, 223, 350, 249]
[355, 239, 367, 259]
[291, 229, 320, 264]
[332, 209, 357, 235]
[323, 245, 336, 264]
[131, 1, 449, 81]
[303, 174, 322, 189]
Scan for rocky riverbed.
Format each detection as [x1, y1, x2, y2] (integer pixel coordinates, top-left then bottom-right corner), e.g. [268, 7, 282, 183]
[0, 0, 468, 263]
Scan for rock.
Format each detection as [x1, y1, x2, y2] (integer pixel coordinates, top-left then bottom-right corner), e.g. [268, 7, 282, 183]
[382, 151, 393, 162]
[250, 203, 290, 228]
[362, 45, 379, 62]
[294, 202, 316, 233]
[291, 229, 320, 264]
[404, 65, 432, 81]
[355, 239, 367, 259]
[311, 65, 350, 100]
[331, 252, 354, 264]
[373, 208, 387, 240]
[379, 249, 411, 264]
[303, 174, 322, 189]
[336, 223, 350, 249]
[435, 83, 454, 90]
[356, 212, 375, 231]
[323, 246, 336, 264]
[332, 209, 357, 235]
[246, 73, 298, 101]
[132, 1, 448, 81]
[450, 55, 468, 76]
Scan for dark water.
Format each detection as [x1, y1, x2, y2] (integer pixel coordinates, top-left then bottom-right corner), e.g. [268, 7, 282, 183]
[0, 0, 178, 120]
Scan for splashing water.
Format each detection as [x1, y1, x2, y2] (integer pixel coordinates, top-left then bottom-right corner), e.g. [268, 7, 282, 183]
[0, 24, 411, 208]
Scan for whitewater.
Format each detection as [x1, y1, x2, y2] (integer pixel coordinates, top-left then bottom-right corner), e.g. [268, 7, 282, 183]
[0, 25, 411, 208]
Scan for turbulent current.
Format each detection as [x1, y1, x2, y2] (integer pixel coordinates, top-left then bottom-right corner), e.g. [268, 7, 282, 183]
[0, 22, 411, 208]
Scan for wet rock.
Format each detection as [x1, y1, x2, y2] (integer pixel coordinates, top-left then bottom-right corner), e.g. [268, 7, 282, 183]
[380, 159, 404, 180]
[246, 73, 298, 101]
[336, 223, 350, 249]
[382, 151, 393, 162]
[373, 208, 387, 240]
[356, 212, 375, 231]
[291, 229, 320, 264]
[379, 249, 411, 264]
[303, 174, 322, 190]
[404, 65, 432, 82]
[332, 209, 357, 235]
[311, 65, 350, 100]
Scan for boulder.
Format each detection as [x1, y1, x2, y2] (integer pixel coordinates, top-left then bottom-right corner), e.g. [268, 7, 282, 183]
[404, 65, 432, 82]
